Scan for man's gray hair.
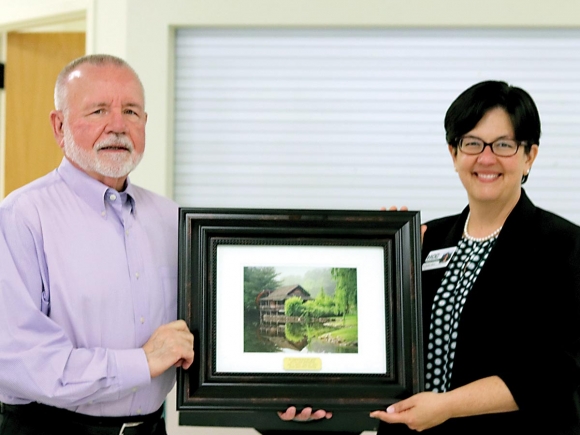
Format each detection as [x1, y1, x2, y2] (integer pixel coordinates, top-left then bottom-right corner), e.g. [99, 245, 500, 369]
[54, 54, 145, 112]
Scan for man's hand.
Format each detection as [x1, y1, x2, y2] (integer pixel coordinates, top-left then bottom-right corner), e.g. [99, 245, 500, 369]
[142, 319, 194, 378]
[278, 406, 332, 422]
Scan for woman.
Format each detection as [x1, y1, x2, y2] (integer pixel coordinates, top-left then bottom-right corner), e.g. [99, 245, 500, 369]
[370, 80, 580, 434]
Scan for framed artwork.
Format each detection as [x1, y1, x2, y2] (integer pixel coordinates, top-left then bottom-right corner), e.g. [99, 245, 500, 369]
[177, 208, 423, 431]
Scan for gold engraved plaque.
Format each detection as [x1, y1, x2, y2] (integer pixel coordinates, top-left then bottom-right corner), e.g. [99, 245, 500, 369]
[283, 357, 322, 371]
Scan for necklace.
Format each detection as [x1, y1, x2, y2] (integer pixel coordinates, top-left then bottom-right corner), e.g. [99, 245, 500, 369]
[463, 212, 503, 242]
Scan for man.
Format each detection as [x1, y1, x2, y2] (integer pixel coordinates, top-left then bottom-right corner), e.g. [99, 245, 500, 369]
[0, 54, 194, 435]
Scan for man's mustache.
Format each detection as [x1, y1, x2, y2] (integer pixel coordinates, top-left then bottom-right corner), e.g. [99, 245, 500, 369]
[94, 135, 134, 152]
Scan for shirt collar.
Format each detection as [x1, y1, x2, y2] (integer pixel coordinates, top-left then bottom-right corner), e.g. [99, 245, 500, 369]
[57, 157, 136, 215]
[122, 184, 137, 212]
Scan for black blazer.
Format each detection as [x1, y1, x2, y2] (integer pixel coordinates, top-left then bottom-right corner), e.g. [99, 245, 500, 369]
[379, 190, 580, 435]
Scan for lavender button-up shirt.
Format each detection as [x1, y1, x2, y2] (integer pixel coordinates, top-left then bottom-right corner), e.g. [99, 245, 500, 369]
[0, 158, 178, 417]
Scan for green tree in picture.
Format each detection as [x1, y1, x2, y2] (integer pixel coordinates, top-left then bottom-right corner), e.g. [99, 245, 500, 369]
[285, 296, 306, 317]
[308, 286, 336, 317]
[331, 268, 357, 317]
[244, 267, 281, 313]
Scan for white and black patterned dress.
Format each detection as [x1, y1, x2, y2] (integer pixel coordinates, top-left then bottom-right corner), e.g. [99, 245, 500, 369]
[424, 236, 498, 393]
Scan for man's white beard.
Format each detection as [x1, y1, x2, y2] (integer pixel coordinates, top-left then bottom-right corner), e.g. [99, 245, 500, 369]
[63, 127, 143, 180]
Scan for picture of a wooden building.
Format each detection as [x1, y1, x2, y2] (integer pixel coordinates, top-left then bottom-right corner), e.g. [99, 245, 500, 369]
[256, 284, 312, 323]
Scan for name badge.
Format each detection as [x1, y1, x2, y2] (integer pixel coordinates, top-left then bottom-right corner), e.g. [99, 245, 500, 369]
[422, 247, 457, 271]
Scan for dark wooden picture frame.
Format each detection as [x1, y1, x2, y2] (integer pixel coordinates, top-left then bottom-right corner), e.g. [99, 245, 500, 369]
[177, 208, 423, 432]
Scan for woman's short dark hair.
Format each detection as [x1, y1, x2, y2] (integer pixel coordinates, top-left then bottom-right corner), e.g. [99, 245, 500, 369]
[444, 80, 541, 184]
[444, 80, 541, 148]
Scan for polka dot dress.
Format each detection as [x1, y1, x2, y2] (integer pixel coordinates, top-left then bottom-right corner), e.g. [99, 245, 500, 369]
[424, 236, 498, 392]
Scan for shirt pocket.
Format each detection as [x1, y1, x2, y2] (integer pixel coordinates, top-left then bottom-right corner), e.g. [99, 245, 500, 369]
[159, 266, 178, 323]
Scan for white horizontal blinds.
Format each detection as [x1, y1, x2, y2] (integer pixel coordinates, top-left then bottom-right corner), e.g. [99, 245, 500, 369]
[173, 28, 580, 224]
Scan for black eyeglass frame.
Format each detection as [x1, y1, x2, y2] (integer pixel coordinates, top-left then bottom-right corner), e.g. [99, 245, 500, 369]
[455, 136, 530, 157]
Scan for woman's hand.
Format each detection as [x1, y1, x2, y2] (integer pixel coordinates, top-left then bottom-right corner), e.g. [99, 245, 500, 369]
[382, 205, 408, 211]
[371, 377, 518, 431]
[277, 406, 332, 422]
[370, 392, 450, 432]
[381, 205, 427, 244]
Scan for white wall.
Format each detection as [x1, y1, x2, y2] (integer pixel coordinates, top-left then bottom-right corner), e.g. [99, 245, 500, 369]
[0, 0, 87, 29]
[2, 1, 580, 434]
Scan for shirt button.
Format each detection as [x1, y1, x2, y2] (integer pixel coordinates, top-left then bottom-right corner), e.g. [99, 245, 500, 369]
[137, 408, 142, 415]
[132, 387, 138, 393]
[101, 211, 106, 217]
[109, 194, 117, 201]
[135, 272, 140, 279]
[125, 230, 129, 236]
[140, 317, 145, 324]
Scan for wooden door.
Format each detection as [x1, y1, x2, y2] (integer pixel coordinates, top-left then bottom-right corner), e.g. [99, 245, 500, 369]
[4, 32, 85, 196]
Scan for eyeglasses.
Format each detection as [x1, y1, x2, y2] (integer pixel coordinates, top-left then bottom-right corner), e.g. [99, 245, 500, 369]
[457, 136, 527, 157]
